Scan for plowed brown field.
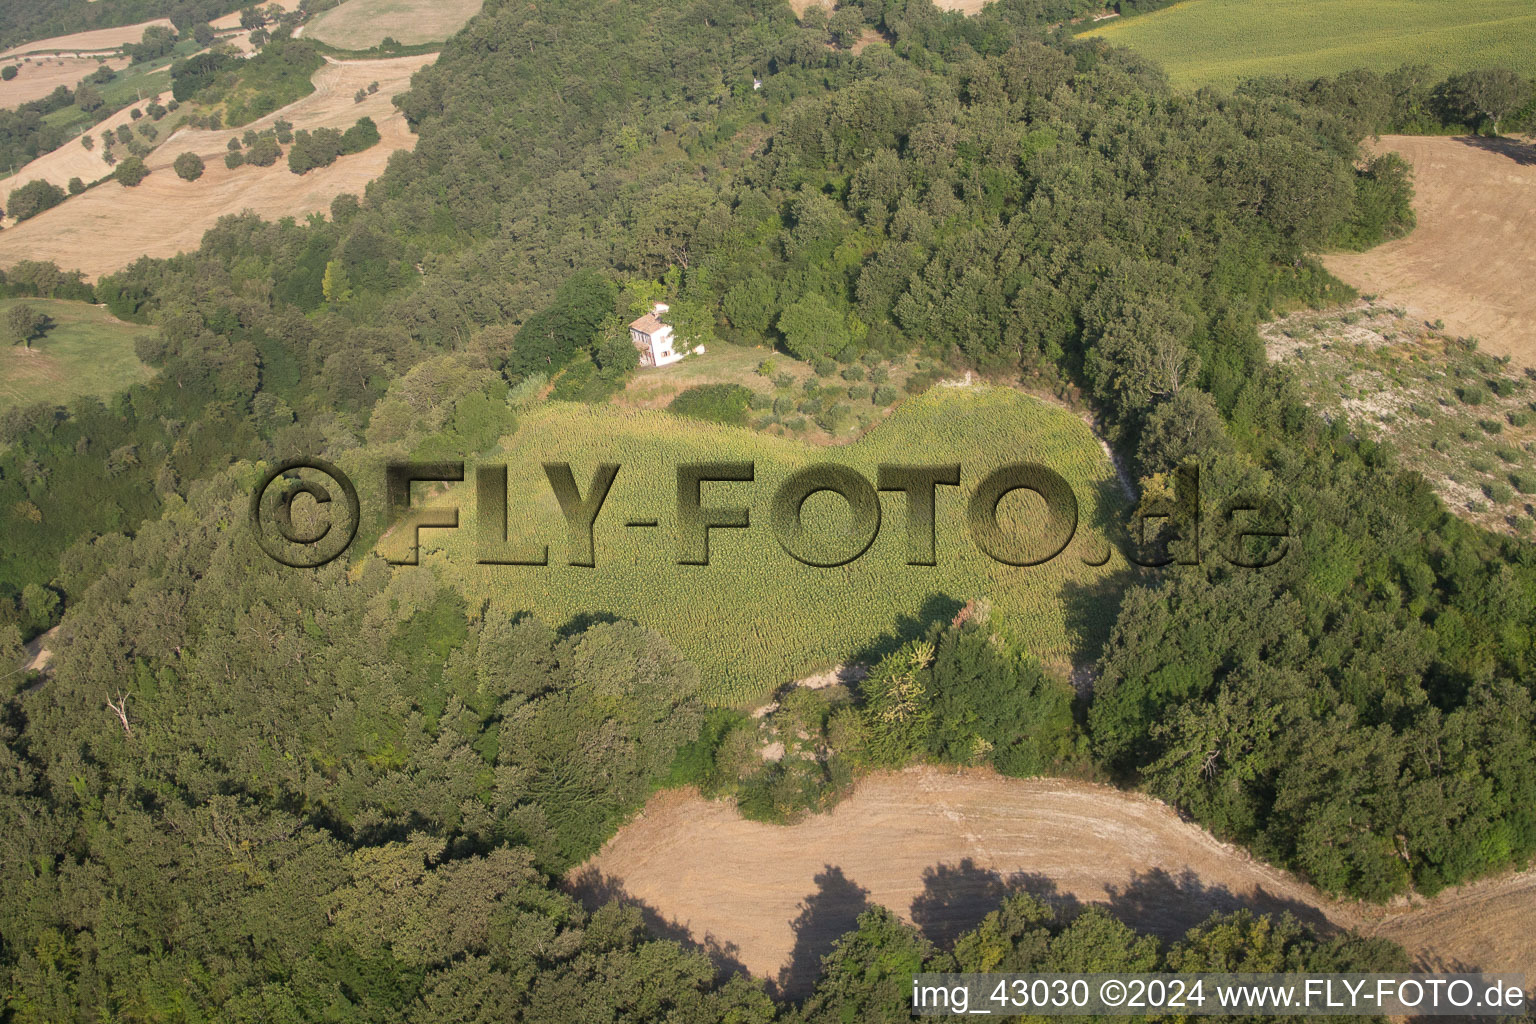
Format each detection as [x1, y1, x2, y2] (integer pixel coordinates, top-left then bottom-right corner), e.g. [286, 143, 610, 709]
[1325, 134, 1536, 367]
[574, 767, 1535, 995]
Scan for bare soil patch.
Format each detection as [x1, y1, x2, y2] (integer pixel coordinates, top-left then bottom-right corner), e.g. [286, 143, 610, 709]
[574, 766, 1534, 995]
[0, 54, 433, 279]
[1324, 135, 1536, 368]
[0, 55, 128, 111]
[0, 20, 175, 60]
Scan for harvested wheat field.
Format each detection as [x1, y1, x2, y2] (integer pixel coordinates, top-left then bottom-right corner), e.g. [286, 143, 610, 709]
[1325, 135, 1536, 366]
[573, 766, 1535, 995]
[0, 54, 432, 279]
[0, 91, 167, 199]
[0, 55, 128, 110]
[0, 19, 175, 60]
[307, 0, 484, 48]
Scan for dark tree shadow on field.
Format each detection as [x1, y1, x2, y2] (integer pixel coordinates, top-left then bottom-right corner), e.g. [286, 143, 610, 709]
[845, 592, 964, 673]
[910, 859, 1082, 946]
[1455, 134, 1536, 166]
[1104, 867, 1336, 942]
[556, 609, 629, 637]
[777, 864, 873, 1000]
[564, 866, 753, 983]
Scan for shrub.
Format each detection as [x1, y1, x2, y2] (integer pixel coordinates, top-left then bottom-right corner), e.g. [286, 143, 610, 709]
[67, 177, 85, 195]
[771, 371, 794, 390]
[114, 157, 149, 187]
[772, 395, 794, 416]
[1, 66, 16, 81]
[868, 365, 889, 383]
[811, 357, 836, 377]
[225, 150, 245, 169]
[1511, 471, 1536, 495]
[1458, 384, 1489, 405]
[872, 384, 898, 406]
[173, 152, 206, 181]
[847, 384, 871, 401]
[747, 391, 772, 411]
[1509, 411, 1532, 428]
[1469, 455, 1496, 473]
[228, 137, 242, 151]
[667, 383, 752, 425]
[841, 365, 865, 381]
[1484, 481, 1515, 503]
[1480, 418, 1504, 434]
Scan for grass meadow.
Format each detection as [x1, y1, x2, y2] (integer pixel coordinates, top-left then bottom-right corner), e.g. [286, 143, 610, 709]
[1081, 0, 1536, 89]
[0, 297, 155, 412]
[393, 386, 1135, 705]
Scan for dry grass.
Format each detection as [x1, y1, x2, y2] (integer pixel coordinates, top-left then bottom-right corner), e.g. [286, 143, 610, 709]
[1324, 135, 1536, 368]
[0, 20, 175, 60]
[0, 54, 434, 279]
[0, 55, 129, 111]
[0, 90, 163, 198]
[574, 766, 1536, 995]
[306, 0, 484, 48]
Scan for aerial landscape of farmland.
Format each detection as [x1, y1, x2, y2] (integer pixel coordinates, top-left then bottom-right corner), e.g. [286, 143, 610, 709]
[1, 0, 1533, 1018]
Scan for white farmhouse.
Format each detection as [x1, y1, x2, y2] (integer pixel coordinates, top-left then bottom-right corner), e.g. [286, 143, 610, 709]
[629, 302, 682, 367]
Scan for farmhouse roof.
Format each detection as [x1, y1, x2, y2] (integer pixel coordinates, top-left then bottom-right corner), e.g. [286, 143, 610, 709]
[630, 312, 666, 335]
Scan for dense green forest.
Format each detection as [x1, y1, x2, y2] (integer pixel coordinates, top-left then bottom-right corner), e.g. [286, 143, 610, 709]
[4, 0, 1536, 1015]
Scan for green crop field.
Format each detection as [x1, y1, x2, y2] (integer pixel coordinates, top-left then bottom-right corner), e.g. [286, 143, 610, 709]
[0, 297, 155, 413]
[399, 386, 1134, 705]
[1081, 0, 1536, 90]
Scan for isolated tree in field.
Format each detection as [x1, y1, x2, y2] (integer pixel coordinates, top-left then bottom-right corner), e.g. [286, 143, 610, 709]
[67, 177, 85, 195]
[6, 180, 65, 222]
[81, 134, 94, 151]
[173, 152, 206, 181]
[1, 65, 17, 81]
[1446, 69, 1530, 134]
[6, 304, 46, 349]
[114, 156, 149, 187]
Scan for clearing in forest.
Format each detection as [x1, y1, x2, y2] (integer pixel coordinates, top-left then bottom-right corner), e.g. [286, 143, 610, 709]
[574, 766, 1536, 996]
[1264, 300, 1536, 538]
[414, 386, 1132, 705]
[1081, 0, 1536, 89]
[0, 297, 155, 412]
[1323, 134, 1536, 369]
[0, 54, 433, 279]
[306, 0, 485, 48]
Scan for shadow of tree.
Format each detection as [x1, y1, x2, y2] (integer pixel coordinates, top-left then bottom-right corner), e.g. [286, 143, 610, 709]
[1104, 866, 1336, 941]
[777, 864, 874, 1000]
[910, 858, 1083, 946]
[845, 592, 965, 671]
[564, 866, 753, 983]
[1455, 133, 1536, 167]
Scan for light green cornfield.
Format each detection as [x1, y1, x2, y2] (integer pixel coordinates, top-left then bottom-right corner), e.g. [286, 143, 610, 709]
[1081, 0, 1536, 90]
[406, 386, 1134, 705]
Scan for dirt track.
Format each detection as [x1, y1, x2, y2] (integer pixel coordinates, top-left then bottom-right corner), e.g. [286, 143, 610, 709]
[0, 54, 433, 278]
[574, 767, 1535, 995]
[1324, 135, 1536, 367]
